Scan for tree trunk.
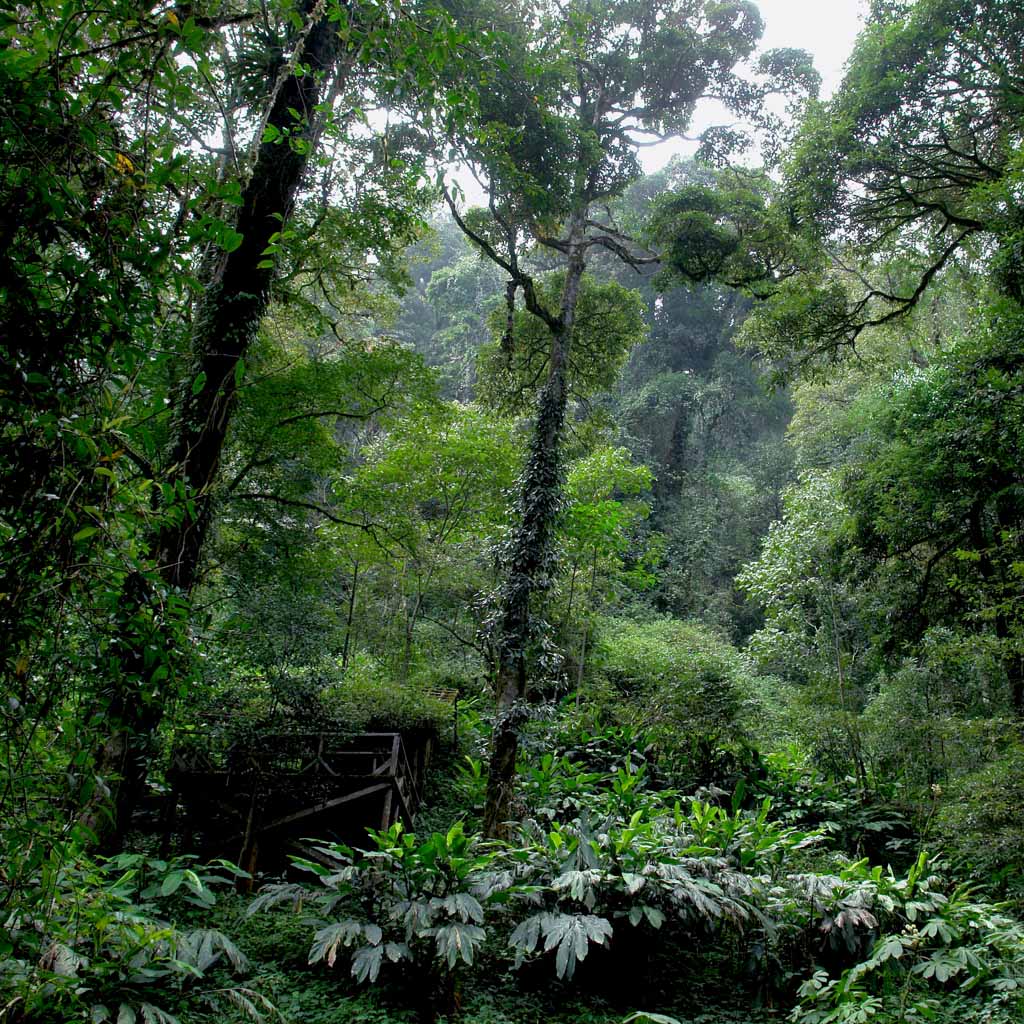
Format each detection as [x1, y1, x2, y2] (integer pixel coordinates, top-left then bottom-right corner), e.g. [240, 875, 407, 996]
[79, 0, 347, 848]
[482, 225, 586, 838]
[574, 547, 599, 710]
[342, 561, 359, 669]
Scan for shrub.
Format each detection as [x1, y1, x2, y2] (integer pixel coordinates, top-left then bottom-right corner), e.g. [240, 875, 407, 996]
[248, 822, 506, 1019]
[248, 763, 823, 1013]
[789, 854, 1024, 1024]
[0, 848, 270, 1024]
[753, 747, 914, 865]
[591, 617, 756, 788]
[320, 654, 452, 733]
[182, 655, 452, 747]
[932, 739, 1024, 899]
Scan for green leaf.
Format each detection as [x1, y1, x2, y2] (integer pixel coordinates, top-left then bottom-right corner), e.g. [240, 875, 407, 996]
[139, 1005, 179, 1024]
[383, 942, 409, 963]
[217, 987, 276, 1023]
[160, 870, 184, 896]
[434, 923, 486, 968]
[622, 1014, 683, 1024]
[309, 920, 362, 967]
[541, 914, 612, 980]
[621, 872, 645, 895]
[351, 944, 384, 983]
[642, 906, 665, 929]
[876, 935, 906, 961]
[191, 372, 207, 396]
[442, 892, 484, 923]
[509, 914, 542, 954]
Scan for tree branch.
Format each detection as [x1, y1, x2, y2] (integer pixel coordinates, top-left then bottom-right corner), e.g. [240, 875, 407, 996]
[232, 491, 372, 531]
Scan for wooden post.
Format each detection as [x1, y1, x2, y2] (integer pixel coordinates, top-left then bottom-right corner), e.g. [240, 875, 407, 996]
[237, 786, 261, 892]
[181, 787, 196, 854]
[379, 734, 400, 830]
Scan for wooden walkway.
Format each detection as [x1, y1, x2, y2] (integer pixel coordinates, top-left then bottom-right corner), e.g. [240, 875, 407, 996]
[167, 725, 437, 876]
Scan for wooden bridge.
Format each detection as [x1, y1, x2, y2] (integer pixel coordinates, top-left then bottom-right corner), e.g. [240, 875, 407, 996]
[166, 722, 443, 876]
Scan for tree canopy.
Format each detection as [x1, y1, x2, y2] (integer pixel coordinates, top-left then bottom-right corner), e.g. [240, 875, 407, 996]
[3, 3, 1024, 1024]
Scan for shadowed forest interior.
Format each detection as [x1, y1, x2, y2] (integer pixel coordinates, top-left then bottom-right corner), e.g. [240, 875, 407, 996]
[2, 1, 1024, 1022]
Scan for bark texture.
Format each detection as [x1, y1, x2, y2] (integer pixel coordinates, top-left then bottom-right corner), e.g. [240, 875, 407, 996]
[482, 225, 586, 837]
[81, 0, 347, 848]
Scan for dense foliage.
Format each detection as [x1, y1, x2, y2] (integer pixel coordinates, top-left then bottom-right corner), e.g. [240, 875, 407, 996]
[3, 0, 1024, 1022]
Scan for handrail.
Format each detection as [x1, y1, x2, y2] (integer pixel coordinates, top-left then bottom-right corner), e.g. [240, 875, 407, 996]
[170, 729, 426, 816]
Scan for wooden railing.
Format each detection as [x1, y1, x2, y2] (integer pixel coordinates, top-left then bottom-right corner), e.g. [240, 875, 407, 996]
[173, 729, 411, 780]
[167, 725, 437, 874]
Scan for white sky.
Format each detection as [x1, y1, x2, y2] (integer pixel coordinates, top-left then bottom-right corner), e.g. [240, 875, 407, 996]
[637, 0, 870, 173]
[454, 0, 869, 201]
[759, 0, 868, 97]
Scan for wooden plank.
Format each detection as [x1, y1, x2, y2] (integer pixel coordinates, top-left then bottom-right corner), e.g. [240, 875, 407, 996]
[261, 782, 390, 831]
[176, 754, 388, 781]
[169, 727, 436, 851]
[236, 788, 262, 891]
[397, 741, 421, 812]
[378, 734, 401, 829]
[390, 778, 412, 826]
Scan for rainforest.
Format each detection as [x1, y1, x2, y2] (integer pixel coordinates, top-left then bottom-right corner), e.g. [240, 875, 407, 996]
[2, 1, 1023, 1022]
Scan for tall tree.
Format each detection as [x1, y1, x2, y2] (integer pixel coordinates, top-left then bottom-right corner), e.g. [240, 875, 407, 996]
[442, 0, 816, 833]
[0, 0, 236, 856]
[742, 0, 1024, 373]
[734, 0, 1024, 717]
[78, 0, 376, 845]
[0, 0, 471, 846]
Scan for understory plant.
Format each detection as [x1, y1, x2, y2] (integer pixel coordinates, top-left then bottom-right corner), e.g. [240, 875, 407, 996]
[247, 822, 509, 1016]
[248, 764, 823, 1001]
[788, 854, 1024, 1023]
[245, 761, 1024, 1023]
[0, 848, 271, 1024]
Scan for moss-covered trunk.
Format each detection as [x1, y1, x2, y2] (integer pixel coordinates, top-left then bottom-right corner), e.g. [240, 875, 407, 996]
[483, 226, 585, 838]
[80, 0, 347, 848]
